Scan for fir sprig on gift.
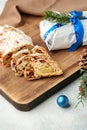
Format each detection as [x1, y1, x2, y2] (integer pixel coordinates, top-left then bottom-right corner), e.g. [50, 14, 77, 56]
[44, 11, 71, 24]
[44, 10, 84, 24]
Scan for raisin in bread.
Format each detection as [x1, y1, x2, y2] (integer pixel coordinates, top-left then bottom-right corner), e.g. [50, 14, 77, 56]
[0, 25, 33, 66]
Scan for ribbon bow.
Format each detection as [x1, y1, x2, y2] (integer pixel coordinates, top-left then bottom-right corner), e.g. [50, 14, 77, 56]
[68, 10, 85, 52]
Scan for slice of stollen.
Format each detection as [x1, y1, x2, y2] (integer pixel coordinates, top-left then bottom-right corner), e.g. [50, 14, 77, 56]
[23, 53, 63, 80]
[11, 49, 31, 72]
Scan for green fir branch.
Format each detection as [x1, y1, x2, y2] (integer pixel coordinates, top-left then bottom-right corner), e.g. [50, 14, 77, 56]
[44, 11, 71, 24]
[76, 69, 87, 107]
[44, 11, 84, 24]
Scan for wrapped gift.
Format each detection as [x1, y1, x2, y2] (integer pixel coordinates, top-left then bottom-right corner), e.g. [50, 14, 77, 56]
[40, 11, 87, 52]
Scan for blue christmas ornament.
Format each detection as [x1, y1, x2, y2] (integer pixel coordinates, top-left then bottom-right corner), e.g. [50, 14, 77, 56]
[57, 95, 70, 108]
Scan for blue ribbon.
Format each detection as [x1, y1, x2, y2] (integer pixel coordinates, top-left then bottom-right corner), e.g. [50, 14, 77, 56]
[68, 10, 85, 52]
[43, 23, 62, 41]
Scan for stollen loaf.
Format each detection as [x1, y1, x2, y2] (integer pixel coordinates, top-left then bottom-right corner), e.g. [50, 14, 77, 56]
[0, 25, 33, 66]
[39, 11, 87, 51]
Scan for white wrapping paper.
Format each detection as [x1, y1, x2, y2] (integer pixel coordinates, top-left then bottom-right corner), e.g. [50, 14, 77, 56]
[39, 11, 87, 51]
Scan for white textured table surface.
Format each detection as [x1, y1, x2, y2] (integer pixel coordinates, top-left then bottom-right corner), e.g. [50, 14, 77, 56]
[0, 1, 87, 130]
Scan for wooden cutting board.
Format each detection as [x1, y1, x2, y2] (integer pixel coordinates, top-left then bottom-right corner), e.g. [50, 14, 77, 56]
[0, 15, 86, 111]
